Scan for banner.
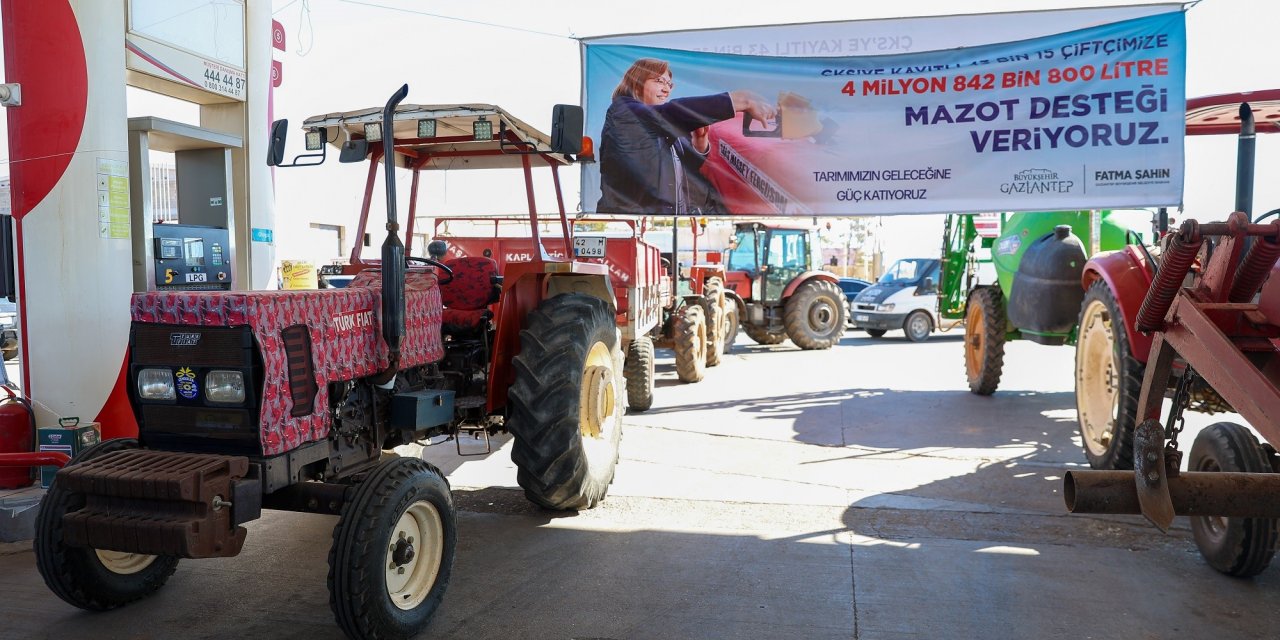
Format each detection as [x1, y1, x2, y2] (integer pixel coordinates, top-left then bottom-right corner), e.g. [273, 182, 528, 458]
[581, 11, 1186, 216]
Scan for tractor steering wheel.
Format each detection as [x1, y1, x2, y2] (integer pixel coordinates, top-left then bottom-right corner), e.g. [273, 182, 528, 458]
[406, 256, 454, 284]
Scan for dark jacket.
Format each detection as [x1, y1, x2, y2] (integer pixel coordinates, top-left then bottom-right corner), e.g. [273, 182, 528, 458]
[596, 93, 734, 215]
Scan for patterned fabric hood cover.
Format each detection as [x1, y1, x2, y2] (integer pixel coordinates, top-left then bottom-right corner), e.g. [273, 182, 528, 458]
[130, 270, 444, 455]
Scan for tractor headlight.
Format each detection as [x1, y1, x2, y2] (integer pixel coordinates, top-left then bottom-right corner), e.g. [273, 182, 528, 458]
[137, 368, 176, 401]
[205, 370, 246, 404]
[876, 303, 895, 312]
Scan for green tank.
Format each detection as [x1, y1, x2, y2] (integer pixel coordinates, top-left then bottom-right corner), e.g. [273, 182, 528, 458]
[940, 209, 1153, 397]
[992, 210, 1150, 298]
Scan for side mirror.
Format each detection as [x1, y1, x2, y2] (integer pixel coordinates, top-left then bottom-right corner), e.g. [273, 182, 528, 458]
[921, 277, 935, 293]
[268, 120, 327, 168]
[267, 119, 289, 166]
[339, 139, 370, 163]
[550, 104, 583, 154]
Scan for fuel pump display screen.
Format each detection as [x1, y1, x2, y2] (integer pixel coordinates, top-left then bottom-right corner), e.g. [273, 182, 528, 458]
[153, 224, 232, 290]
[158, 238, 182, 260]
[183, 238, 204, 266]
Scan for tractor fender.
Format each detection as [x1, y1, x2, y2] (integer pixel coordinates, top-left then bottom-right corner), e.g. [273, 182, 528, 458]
[724, 289, 746, 316]
[1081, 246, 1155, 363]
[781, 270, 839, 299]
[546, 273, 617, 312]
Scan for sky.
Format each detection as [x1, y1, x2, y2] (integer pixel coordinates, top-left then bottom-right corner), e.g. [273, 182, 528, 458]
[1, 0, 1276, 267]
[266, 0, 1280, 264]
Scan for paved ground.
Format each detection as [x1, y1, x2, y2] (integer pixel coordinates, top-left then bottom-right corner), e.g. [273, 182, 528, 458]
[1, 328, 1277, 639]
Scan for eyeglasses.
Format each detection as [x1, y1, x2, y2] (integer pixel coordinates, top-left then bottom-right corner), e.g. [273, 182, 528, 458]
[648, 76, 674, 89]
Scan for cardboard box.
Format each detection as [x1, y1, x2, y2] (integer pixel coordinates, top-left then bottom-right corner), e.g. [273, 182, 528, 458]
[38, 418, 100, 489]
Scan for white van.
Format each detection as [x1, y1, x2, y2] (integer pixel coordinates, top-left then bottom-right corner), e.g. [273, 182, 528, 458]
[849, 257, 941, 342]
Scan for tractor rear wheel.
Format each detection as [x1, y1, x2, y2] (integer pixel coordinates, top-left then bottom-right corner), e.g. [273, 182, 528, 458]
[722, 301, 740, 354]
[1075, 280, 1142, 470]
[784, 279, 846, 349]
[702, 278, 726, 367]
[624, 336, 655, 412]
[673, 304, 707, 383]
[965, 286, 1006, 395]
[743, 322, 785, 345]
[35, 438, 179, 611]
[329, 457, 456, 640]
[1189, 423, 1279, 577]
[508, 293, 624, 510]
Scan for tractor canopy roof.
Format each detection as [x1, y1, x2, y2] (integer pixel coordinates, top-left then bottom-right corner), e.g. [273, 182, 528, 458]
[733, 220, 815, 231]
[302, 103, 575, 171]
[1186, 89, 1280, 137]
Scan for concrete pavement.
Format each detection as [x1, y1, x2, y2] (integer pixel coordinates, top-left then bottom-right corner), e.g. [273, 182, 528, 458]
[1, 330, 1276, 639]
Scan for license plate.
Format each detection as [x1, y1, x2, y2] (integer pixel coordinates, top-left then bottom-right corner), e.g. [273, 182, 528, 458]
[573, 236, 606, 258]
[185, 272, 208, 283]
[855, 315, 869, 322]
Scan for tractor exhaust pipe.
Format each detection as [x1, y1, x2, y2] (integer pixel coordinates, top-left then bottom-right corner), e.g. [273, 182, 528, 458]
[1064, 470, 1280, 518]
[373, 84, 409, 387]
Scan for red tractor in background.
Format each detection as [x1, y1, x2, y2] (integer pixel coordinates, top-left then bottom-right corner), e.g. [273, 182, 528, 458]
[721, 220, 847, 349]
[1066, 90, 1280, 578]
[33, 87, 622, 640]
[431, 215, 731, 411]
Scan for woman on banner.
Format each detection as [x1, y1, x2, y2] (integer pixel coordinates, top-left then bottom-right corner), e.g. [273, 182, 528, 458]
[596, 58, 776, 215]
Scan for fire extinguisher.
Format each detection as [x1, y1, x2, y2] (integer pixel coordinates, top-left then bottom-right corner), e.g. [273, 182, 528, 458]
[0, 387, 36, 489]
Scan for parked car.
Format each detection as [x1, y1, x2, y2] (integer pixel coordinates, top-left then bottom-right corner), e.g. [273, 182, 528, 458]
[837, 277, 871, 326]
[849, 258, 941, 342]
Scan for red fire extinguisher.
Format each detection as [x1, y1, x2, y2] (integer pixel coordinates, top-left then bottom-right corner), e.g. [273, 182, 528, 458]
[0, 387, 35, 489]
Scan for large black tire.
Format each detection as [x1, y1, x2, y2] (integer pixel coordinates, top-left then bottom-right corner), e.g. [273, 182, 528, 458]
[702, 278, 726, 367]
[624, 336, 655, 412]
[508, 293, 624, 510]
[673, 304, 707, 383]
[965, 287, 1006, 395]
[35, 438, 180, 611]
[1074, 280, 1143, 470]
[329, 457, 457, 640]
[865, 329, 887, 338]
[784, 279, 846, 349]
[722, 300, 740, 354]
[743, 322, 786, 345]
[903, 310, 933, 343]
[1189, 423, 1279, 577]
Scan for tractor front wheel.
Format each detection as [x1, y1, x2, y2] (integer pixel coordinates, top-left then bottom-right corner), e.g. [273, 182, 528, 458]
[1074, 280, 1143, 470]
[702, 278, 726, 367]
[1189, 423, 1279, 577]
[624, 336, 655, 412]
[722, 301, 740, 354]
[35, 438, 179, 611]
[508, 293, 624, 510]
[865, 329, 887, 338]
[784, 279, 846, 349]
[329, 457, 456, 640]
[965, 286, 1006, 395]
[673, 304, 707, 383]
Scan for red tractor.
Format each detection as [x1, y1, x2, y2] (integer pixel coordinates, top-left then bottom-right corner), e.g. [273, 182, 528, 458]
[1066, 91, 1280, 577]
[432, 215, 729, 410]
[33, 87, 623, 640]
[1072, 90, 1280, 471]
[721, 220, 847, 349]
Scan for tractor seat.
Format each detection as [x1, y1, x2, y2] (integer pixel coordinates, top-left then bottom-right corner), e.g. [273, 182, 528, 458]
[440, 256, 502, 334]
